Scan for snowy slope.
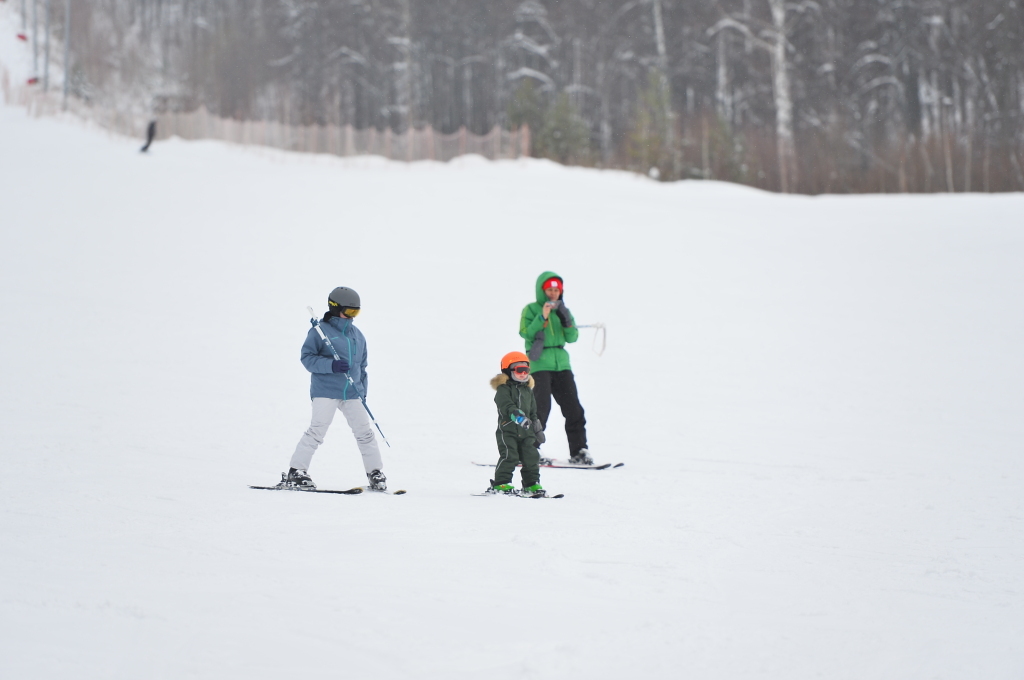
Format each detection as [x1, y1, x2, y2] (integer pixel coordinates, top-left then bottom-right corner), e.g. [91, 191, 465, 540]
[2, 54, 1024, 680]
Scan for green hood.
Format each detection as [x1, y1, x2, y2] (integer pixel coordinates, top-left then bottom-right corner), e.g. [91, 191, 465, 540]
[535, 270, 563, 304]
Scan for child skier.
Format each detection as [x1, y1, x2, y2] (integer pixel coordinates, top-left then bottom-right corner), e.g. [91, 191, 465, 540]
[487, 351, 547, 496]
[282, 286, 386, 491]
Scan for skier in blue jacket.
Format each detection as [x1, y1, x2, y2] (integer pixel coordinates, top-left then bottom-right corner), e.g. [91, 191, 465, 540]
[284, 286, 386, 491]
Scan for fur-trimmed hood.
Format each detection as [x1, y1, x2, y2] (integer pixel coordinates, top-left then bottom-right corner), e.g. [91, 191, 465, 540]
[491, 373, 535, 390]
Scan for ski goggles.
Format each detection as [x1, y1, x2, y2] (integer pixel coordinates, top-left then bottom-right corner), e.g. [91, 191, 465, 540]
[340, 307, 360, 318]
[510, 363, 530, 378]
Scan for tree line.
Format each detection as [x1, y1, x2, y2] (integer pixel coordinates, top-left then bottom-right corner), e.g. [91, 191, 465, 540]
[32, 0, 1024, 192]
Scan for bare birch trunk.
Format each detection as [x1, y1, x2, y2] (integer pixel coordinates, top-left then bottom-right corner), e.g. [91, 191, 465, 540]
[983, 136, 990, 192]
[463, 63, 472, 132]
[598, 60, 612, 164]
[920, 138, 934, 192]
[62, 0, 69, 110]
[32, 0, 38, 75]
[572, 38, 581, 111]
[963, 132, 972, 193]
[716, 31, 731, 125]
[942, 107, 955, 192]
[1011, 146, 1024, 190]
[396, 0, 413, 131]
[767, 0, 796, 193]
[899, 141, 908, 193]
[702, 115, 711, 179]
[43, 0, 50, 91]
[652, 0, 678, 177]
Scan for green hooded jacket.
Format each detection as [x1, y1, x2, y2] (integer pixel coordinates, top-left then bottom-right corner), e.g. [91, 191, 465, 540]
[519, 270, 579, 373]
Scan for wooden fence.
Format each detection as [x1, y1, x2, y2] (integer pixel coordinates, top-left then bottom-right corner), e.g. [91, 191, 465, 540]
[1, 67, 530, 162]
[155, 107, 531, 162]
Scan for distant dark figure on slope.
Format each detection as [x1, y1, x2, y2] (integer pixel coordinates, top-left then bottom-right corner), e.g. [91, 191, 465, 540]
[519, 271, 592, 465]
[283, 287, 387, 492]
[140, 120, 156, 153]
[485, 352, 547, 496]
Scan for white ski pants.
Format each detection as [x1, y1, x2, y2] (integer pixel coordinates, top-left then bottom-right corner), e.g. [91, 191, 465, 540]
[290, 398, 383, 473]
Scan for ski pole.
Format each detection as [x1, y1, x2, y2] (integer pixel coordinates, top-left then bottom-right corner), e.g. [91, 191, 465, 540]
[576, 323, 607, 356]
[306, 307, 391, 448]
[307, 306, 342, 360]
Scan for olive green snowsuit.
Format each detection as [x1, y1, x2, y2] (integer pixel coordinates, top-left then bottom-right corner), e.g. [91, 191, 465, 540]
[492, 373, 541, 487]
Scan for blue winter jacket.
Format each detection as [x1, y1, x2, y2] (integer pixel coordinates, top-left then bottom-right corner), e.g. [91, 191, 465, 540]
[301, 316, 369, 400]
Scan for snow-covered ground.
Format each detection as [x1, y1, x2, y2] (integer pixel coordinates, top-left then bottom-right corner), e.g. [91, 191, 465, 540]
[3, 25, 1024, 680]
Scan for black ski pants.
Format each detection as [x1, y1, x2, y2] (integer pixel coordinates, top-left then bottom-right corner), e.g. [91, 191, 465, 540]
[532, 370, 588, 456]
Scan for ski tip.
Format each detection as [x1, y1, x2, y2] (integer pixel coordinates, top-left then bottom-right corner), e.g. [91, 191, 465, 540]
[355, 486, 406, 495]
[613, 462, 625, 468]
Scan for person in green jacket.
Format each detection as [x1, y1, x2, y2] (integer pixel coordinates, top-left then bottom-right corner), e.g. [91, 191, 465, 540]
[519, 271, 593, 465]
[487, 351, 547, 496]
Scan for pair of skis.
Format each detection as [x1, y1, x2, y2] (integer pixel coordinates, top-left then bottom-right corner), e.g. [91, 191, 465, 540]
[249, 484, 406, 495]
[251, 459, 621, 496]
[471, 460, 624, 471]
[472, 489, 564, 499]
[466, 458, 625, 498]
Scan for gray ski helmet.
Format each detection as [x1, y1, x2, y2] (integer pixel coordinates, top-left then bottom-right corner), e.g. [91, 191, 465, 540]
[328, 286, 360, 311]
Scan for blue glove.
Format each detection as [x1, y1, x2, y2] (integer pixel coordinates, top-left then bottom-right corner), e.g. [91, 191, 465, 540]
[511, 409, 532, 430]
[331, 358, 350, 373]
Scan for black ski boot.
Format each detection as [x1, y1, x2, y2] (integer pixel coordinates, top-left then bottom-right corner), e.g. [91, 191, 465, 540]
[282, 468, 316, 490]
[569, 448, 594, 465]
[366, 469, 387, 491]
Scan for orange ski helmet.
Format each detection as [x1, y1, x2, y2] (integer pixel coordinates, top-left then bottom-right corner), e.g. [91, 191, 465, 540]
[500, 351, 530, 370]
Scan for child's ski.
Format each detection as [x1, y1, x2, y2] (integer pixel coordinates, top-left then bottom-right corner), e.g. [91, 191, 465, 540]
[250, 485, 363, 495]
[472, 490, 564, 498]
[355, 487, 408, 495]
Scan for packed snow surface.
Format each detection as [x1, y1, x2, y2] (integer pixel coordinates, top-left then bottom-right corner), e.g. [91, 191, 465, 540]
[3, 74, 1024, 680]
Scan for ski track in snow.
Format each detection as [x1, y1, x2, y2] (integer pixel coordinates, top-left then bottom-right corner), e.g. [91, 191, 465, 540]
[2, 27, 1024, 680]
